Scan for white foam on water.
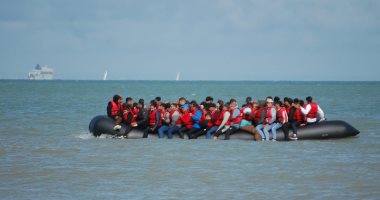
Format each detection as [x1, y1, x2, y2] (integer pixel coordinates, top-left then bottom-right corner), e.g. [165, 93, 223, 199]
[76, 133, 96, 140]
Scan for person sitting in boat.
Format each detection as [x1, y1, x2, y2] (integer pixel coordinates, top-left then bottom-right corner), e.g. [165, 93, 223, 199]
[256, 98, 277, 141]
[263, 101, 288, 141]
[178, 103, 192, 138]
[161, 103, 182, 139]
[142, 100, 162, 138]
[107, 94, 123, 131]
[239, 102, 261, 141]
[180, 101, 203, 138]
[204, 103, 221, 139]
[222, 99, 242, 140]
[301, 96, 325, 125]
[284, 98, 306, 140]
[253, 101, 266, 126]
[189, 112, 214, 139]
[157, 102, 171, 138]
[136, 99, 149, 129]
[118, 102, 134, 138]
[213, 103, 231, 140]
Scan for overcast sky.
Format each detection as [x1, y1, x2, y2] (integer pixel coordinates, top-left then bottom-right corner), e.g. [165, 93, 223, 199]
[1, 0, 379, 80]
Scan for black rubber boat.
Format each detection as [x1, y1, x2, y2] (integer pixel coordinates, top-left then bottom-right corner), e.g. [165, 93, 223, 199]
[89, 115, 360, 140]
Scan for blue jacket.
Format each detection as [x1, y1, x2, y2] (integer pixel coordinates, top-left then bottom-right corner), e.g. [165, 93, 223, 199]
[191, 109, 203, 129]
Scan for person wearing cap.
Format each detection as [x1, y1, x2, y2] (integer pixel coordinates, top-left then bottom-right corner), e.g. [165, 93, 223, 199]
[300, 96, 325, 124]
[107, 94, 123, 131]
[256, 98, 277, 141]
[239, 104, 262, 141]
[212, 104, 231, 140]
[178, 103, 193, 138]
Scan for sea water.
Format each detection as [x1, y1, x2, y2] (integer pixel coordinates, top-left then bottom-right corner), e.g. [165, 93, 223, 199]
[0, 80, 379, 200]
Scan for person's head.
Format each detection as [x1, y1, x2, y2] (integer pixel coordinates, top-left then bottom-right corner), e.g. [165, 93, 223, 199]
[209, 103, 216, 112]
[190, 100, 198, 109]
[170, 103, 179, 111]
[155, 96, 161, 102]
[205, 96, 214, 103]
[253, 102, 259, 110]
[223, 103, 230, 111]
[137, 99, 144, 108]
[266, 96, 273, 101]
[283, 97, 289, 103]
[246, 96, 252, 104]
[242, 107, 252, 116]
[200, 101, 207, 110]
[293, 98, 300, 107]
[284, 98, 293, 107]
[229, 98, 237, 107]
[113, 94, 123, 104]
[274, 96, 280, 103]
[266, 98, 274, 107]
[133, 102, 138, 108]
[126, 97, 133, 106]
[275, 101, 283, 109]
[150, 100, 158, 110]
[205, 113, 212, 120]
[181, 104, 190, 112]
[178, 97, 186, 106]
[306, 96, 313, 103]
[300, 100, 304, 106]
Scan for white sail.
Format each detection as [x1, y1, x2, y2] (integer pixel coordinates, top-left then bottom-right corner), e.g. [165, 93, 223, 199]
[176, 72, 180, 81]
[103, 71, 107, 80]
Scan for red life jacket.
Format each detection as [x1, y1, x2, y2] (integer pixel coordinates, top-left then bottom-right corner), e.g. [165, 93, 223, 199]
[122, 109, 132, 121]
[212, 110, 222, 126]
[149, 109, 162, 126]
[176, 110, 183, 125]
[109, 100, 122, 116]
[221, 110, 231, 126]
[131, 107, 139, 124]
[181, 111, 193, 129]
[285, 106, 291, 115]
[276, 107, 288, 124]
[266, 106, 275, 124]
[293, 108, 304, 123]
[241, 106, 254, 121]
[254, 107, 264, 124]
[229, 107, 242, 125]
[306, 102, 318, 118]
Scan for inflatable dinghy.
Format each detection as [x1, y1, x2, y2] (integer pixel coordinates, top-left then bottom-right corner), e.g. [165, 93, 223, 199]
[89, 115, 360, 140]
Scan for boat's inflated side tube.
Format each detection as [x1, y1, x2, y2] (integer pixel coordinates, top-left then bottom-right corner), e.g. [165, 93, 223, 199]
[89, 115, 360, 140]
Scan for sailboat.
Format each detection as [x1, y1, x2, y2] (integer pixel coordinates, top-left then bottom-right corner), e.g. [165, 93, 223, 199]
[176, 72, 180, 81]
[103, 71, 108, 81]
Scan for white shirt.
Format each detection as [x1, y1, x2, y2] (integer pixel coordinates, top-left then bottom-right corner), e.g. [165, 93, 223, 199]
[300, 103, 325, 123]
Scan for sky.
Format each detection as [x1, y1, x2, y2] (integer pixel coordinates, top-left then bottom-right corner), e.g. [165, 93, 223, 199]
[0, 0, 379, 81]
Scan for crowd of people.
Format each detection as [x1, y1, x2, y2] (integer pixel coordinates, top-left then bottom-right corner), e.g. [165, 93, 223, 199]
[107, 95, 325, 141]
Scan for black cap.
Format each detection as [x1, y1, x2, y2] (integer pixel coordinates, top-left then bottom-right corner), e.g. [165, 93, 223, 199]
[246, 97, 252, 103]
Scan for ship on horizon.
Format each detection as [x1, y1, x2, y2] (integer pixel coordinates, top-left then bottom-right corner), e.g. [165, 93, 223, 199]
[28, 64, 54, 80]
